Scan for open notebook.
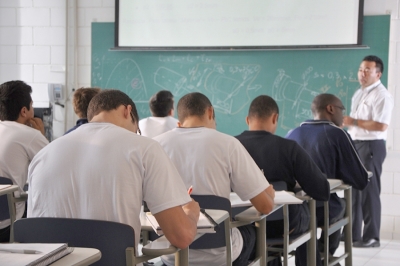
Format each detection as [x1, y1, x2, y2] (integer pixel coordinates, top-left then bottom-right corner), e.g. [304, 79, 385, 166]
[0, 243, 73, 266]
[146, 209, 216, 236]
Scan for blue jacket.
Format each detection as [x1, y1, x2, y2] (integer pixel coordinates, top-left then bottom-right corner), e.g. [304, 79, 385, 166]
[286, 120, 369, 219]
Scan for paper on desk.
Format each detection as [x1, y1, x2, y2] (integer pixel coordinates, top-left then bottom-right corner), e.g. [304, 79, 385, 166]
[0, 185, 11, 190]
[230, 191, 303, 208]
[0, 243, 72, 266]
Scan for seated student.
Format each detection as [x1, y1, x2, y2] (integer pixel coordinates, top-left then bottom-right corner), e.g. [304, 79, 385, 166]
[28, 90, 200, 251]
[286, 93, 369, 259]
[154, 92, 275, 266]
[64, 87, 100, 134]
[235, 95, 330, 266]
[139, 90, 179, 138]
[0, 80, 48, 242]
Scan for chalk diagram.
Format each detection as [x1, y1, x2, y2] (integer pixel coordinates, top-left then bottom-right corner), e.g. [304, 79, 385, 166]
[154, 63, 262, 114]
[272, 67, 350, 130]
[92, 56, 148, 103]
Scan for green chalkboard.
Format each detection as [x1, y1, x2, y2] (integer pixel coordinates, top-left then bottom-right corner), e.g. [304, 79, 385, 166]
[91, 15, 389, 137]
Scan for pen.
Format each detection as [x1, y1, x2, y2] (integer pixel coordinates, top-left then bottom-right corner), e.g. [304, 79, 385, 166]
[0, 248, 41, 254]
[200, 208, 219, 228]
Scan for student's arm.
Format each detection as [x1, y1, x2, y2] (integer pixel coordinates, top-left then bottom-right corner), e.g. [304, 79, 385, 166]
[153, 199, 200, 249]
[292, 143, 330, 201]
[335, 131, 369, 190]
[249, 184, 275, 214]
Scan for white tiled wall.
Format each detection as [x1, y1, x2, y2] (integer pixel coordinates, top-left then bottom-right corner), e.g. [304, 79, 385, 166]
[0, 0, 400, 239]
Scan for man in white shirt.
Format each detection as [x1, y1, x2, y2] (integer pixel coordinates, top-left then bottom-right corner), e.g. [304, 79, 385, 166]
[28, 89, 200, 253]
[343, 55, 394, 248]
[139, 90, 179, 138]
[154, 92, 275, 266]
[0, 80, 48, 242]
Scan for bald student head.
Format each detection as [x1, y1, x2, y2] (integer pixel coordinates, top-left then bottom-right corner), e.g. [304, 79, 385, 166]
[311, 93, 345, 127]
[246, 95, 279, 134]
[177, 92, 216, 129]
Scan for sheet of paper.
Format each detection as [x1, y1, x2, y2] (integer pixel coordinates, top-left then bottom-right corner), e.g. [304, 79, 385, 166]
[0, 243, 69, 266]
[230, 191, 303, 207]
[0, 185, 11, 190]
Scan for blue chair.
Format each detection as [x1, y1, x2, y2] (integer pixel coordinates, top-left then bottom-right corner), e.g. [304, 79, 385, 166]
[14, 217, 181, 266]
[0, 177, 13, 221]
[190, 194, 266, 265]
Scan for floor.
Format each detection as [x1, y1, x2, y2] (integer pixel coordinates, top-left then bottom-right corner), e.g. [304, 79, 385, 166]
[143, 239, 400, 266]
[286, 239, 400, 266]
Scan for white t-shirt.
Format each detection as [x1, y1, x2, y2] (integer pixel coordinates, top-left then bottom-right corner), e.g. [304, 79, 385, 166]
[154, 127, 270, 266]
[27, 122, 191, 250]
[138, 116, 178, 138]
[0, 121, 48, 229]
[348, 80, 394, 140]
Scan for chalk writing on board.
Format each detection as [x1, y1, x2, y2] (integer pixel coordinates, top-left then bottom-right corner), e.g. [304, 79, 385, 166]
[154, 63, 261, 114]
[92, 56, 148, 103]
[273, 67, 352, 130]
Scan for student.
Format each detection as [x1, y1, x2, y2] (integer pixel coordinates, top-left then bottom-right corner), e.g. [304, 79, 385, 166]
[139, 90, 179, 138]
[343, 55, 393, 248]
[236, 95, 330, 266]
[0, 80, 48, 242]
[286, 93, 369, 258]
[154, 92, 275, 266]
[28, 90, 200, 251]
[64, 87, 101, 134]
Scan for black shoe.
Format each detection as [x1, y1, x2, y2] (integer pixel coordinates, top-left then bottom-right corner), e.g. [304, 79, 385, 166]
[353, 239, 380, 248]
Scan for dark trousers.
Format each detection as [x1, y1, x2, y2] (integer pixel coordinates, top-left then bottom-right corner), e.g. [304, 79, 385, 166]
[352, 139, 386, 242]
[265, 202, 322, 266]
[317, 198, 346, 256]
[233, 224, 257, 266]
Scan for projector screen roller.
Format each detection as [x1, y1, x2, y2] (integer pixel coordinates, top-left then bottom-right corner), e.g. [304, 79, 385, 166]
[116, 0, 363, 49]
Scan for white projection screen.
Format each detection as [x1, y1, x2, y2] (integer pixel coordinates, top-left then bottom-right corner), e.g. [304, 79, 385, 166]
[115, 0, 363, 50]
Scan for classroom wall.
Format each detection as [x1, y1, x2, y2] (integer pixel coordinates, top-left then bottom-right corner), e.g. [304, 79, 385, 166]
[0, 0, 399, 239]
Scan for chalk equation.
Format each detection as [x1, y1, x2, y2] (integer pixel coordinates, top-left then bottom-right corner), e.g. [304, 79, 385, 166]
[273, 67, 357, 130]
[154, 63, 262, 114]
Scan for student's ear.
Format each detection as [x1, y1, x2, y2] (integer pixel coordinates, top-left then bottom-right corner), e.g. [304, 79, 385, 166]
[207, 106, 214, 120]
[177, 121, 182, 128]
[326, 105, 334, 115]
[272, 113, 279, 125]
[245, 116, 250, 126]
[20, 106, 29, 118]
[168, 108, 174, 116]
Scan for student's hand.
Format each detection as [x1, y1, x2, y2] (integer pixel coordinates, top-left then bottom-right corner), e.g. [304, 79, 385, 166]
[266, 184, 275, 199]
[182, 199, 200, 223]
[27, 117, 45, 136]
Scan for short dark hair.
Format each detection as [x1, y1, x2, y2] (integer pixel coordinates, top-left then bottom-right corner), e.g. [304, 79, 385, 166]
[0, 80, 32, 121]
[87, 89, 139, 123]
[311, 93, 339, 116]
[363, 55, 384, 73]
[73, 87, 101, 118]
[149, 90, 174, 117]
[177, 92, 212, 123]
[248, 95, 279, 119]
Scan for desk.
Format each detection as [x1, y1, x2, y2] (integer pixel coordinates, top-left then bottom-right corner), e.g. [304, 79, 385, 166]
[141, 209, 229, 266]
[230, 192, 308, 266]
[230, 191, 303, 208]
[50, 248, 101, 266]
[0, 185, 18, 242]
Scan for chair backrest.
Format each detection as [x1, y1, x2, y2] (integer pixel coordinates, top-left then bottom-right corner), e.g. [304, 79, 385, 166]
[189, 195, 231, 249]
[0, 177, 13, 220]
[267, 181, 288, 221]
[14, 217, 135, 266]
